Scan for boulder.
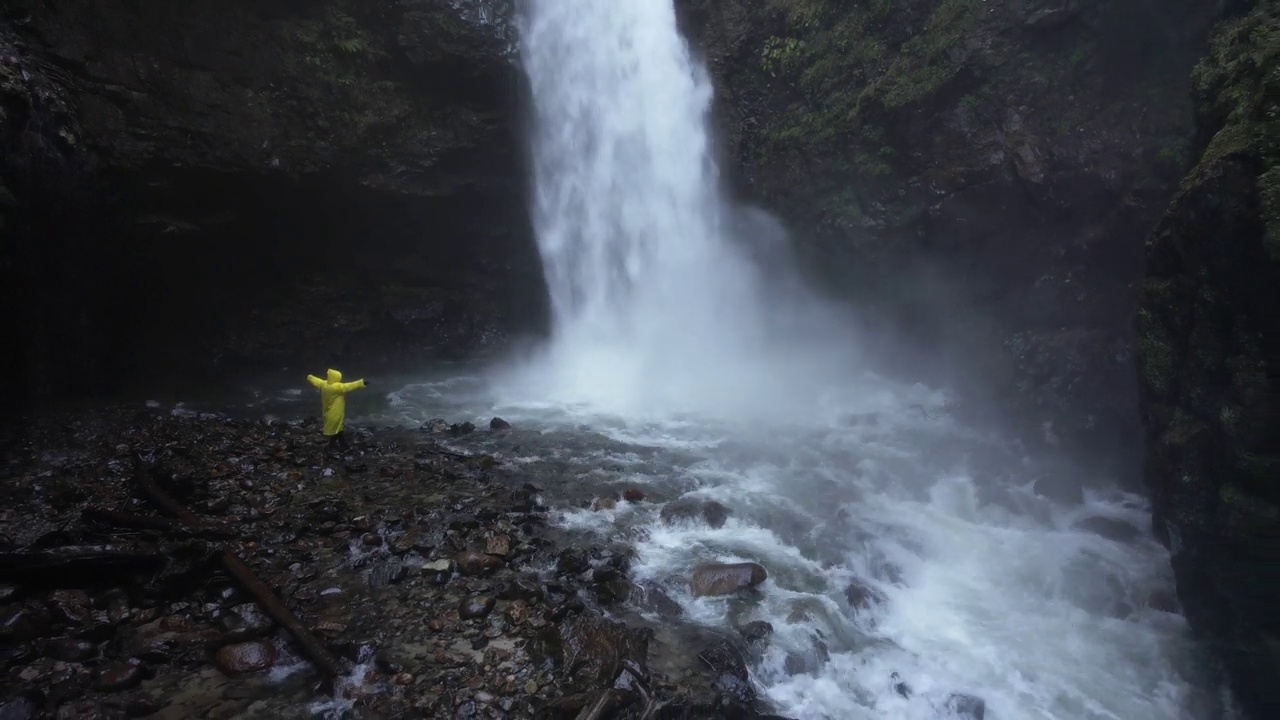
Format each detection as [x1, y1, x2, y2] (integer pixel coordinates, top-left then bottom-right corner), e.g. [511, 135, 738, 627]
[531, 614, 650, 690]
[660, 497, 730, 528]
[690, 562, 768, 597]
[214, 641, 278, 675]
[455, 549, 503, 576]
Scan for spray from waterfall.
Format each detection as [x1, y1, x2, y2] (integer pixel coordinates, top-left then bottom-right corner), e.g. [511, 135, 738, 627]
[503, 0, 860, 420]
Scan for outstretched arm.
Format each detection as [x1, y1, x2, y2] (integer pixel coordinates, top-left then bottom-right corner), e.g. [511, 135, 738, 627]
[337, 379, 367, 393]
[306, 375, 326, 389]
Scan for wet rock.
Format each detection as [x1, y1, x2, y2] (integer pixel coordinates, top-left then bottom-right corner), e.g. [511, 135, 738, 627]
[214, 641, 278, 675]
[1073, 516, 1141, 543]
[660, 497, 730, 528]
[891, 671, 912, 698]
[126, 695, 166, 717]
[422, 419, 450, 433]
[1, 602, 52, 642]
[391, 528, 428, 555]
[0, 696, 37, 720]
[556, 548, 589, 576]
[532, 614, 649, 687]
[844, 580, 886, 611]
[698, 639, 757, 709]
[591, 496, 617, 511]
[46, 590, 91, 626]
[496, 576, 544, 603]
[459, 596, 496, 620]
[690, 563, 768, 597]
[622, 488, 646, 502]
[45, 638, 96, 662]
[739, 621, 773, 644]
[369, 561, 408, 587]
[484, 534, 511, 556]
[218, 604, 274, 642]
[422, 558, 453, 578]
[945, 693, 986, 719]
[456, 550, 503, 576]
[362, 533, 383, 547]
[96, 660, 144, 691]
[101, 590, 132, 625]
[450, 422, 476, 436]
[633, 583, 684, 619]
[489, 417, 511, 430]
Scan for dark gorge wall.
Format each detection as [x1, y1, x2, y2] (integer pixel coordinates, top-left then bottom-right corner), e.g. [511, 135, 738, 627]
[678, 0, 1278, 715]
[676, 0, 1222, 479]
[0, 0, 546, 413]
[1136, 2, 1279, 716]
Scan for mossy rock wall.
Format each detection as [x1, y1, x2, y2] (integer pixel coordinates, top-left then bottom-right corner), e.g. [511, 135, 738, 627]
[0, 0, 546, 407]
[677, 0, 1222, 475]
[1136, 2, 1280, 715]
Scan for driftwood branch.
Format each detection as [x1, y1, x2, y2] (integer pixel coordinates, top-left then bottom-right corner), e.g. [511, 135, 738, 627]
[132, 454, 346, 681]
[81, 508, 235, 539]
[0, 545, 167, 579]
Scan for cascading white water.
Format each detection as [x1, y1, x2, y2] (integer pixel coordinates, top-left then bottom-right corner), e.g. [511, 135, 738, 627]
[381, 2, 1248, 719]
[513, 0, 853, 420]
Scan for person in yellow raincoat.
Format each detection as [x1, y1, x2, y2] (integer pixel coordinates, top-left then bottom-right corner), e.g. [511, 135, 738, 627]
[306, 368, 368, 448]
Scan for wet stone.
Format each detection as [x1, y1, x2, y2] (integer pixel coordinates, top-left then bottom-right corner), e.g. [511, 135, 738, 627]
[556, 548, 589, 576]
[622, 488, 646, 502]
[946, 693, 987, 719]
[46, 590, 91, 626]
[633, 583, 684, 619]
[0, 696, 37, 720]
[489, 417, 511, 430]
[496, 576, 543, 603]
[660, 497, 730, 529]
[45, 637, 97, 662]
[456, 550, 503, 576]
[0, 602, 52, 642]
[844, 580, 886, 611]
[96, 660, 144, 692]
[484, 534, 511, 557]
[739, 621, 773, 644]
[214, 641, 278, 675]
[459, 597, 496, 620]
[217, 604, 274, 641]
[362, 533, 383, 547]
[390, 528, 425, 555]
[690, 563, 768, 597]
[369, 561, 408, 587]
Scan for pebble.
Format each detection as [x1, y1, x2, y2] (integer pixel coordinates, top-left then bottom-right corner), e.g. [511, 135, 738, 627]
[45, 638, 97, 662]
[96, 660, 144, 692]
[459, 597, 496, 620]
[214, 641, 278, 675]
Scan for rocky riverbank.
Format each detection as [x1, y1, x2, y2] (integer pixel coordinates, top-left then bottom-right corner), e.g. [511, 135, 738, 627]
[2, 406, 941, 720]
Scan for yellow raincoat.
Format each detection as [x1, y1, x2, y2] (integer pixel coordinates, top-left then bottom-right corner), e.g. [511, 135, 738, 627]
[306, 368, 367, 436]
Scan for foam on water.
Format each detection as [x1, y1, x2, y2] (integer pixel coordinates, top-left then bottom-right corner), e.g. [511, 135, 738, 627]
[364, 374, 1229, 720]
[356, 1, 1235, 716]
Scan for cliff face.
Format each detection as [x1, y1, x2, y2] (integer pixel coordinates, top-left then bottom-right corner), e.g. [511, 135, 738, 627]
[1136, 2, 1279, 716]
[677, 0, 1220, 476]
[0, 0, 546, 408]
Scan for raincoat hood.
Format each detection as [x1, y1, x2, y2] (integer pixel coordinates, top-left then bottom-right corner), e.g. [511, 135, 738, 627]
[327, 369, 342, 382]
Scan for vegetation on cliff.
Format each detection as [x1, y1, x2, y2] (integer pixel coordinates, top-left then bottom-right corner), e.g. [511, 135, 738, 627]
[1136, 1, 1279, 715]
[681, 0, 1218, 474]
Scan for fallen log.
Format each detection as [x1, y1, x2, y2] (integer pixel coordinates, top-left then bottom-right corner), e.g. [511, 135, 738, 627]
[80, 508, 236, 539]
[132, 454, 346, 681]
[0, 545, 166, 580]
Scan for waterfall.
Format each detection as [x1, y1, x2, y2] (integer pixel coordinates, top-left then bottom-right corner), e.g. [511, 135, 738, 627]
[514, 0, 832, 419]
